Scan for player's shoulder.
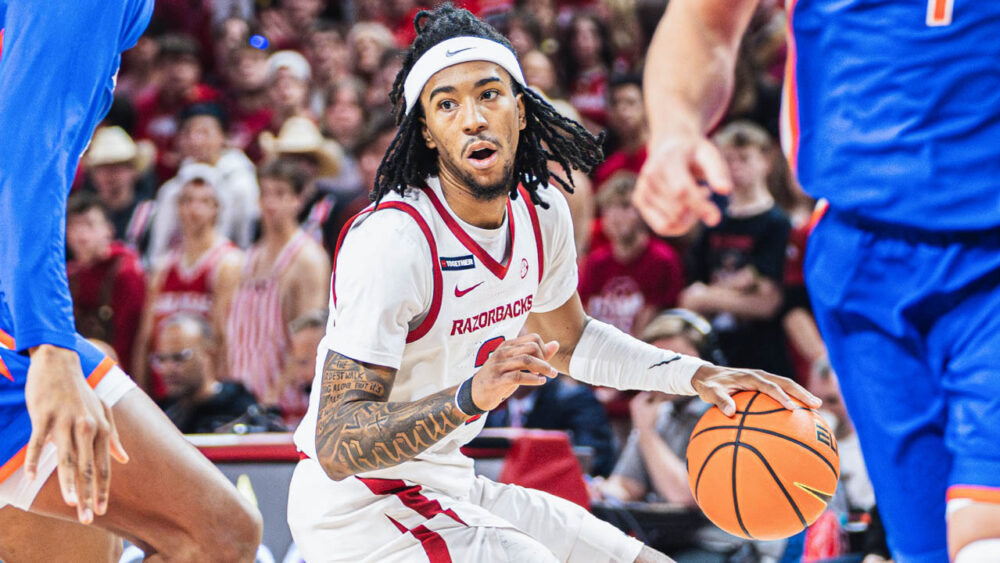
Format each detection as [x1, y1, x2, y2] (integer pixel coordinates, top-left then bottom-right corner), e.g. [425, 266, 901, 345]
[340, 192, 434, 259]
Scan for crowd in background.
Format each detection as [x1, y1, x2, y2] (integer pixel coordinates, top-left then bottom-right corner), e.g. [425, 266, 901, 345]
[65, 0, 887, 560]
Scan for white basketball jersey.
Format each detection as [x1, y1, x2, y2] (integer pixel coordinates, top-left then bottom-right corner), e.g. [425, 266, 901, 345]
[294, 177, 579, 498]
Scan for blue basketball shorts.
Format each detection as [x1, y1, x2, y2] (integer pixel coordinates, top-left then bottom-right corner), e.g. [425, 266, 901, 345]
[0, 329, 135, 509]
[805, 209, 1000, 563]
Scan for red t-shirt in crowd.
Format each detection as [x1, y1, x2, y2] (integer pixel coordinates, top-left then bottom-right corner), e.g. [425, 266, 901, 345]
[569, 68, 609, 127]
[578, 237, 684, 335]
[67, 242, 146, 370]
[592, 145, 647, 190]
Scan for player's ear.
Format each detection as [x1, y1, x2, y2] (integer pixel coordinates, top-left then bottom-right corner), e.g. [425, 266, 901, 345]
[516, 92, 526, 132]
[420, 119, 437, 150]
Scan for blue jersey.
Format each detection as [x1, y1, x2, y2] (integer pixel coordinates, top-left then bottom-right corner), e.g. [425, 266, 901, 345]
[0, 0, 153, 351]
[784, 0, 1000, 231]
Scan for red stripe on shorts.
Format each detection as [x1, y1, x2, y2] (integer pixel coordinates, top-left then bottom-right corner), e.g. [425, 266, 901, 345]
[357, 477, 467, 525]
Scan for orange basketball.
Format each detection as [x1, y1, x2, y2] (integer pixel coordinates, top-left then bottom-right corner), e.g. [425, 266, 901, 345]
[686, 390, 840, 540]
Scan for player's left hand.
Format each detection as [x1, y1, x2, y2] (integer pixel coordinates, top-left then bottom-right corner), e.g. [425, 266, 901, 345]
[690, 364, 821, 417]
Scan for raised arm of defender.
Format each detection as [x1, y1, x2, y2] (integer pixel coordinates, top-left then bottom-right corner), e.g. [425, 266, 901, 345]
[522, 292, 819, 417]
[633, 0, 759, 236]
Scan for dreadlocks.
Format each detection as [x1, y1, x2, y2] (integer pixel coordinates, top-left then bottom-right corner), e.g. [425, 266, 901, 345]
[372, 3, 604, 208]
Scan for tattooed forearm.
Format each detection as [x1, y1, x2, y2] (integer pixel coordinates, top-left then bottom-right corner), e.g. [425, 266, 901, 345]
[314, 350, 469, 480]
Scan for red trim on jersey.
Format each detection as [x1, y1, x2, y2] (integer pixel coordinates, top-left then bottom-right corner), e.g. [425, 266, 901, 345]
[518, 187, 544, 284]
[386, 515, 453, 563]
[330, 202, 442, 344]
[357, 477, 467, 525]
[421, 184, 515, 281]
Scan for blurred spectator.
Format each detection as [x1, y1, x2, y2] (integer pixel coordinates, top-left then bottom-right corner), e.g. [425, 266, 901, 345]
[322, 78, 369, 153]
[136, 173, 243, 396]
[267, 51, 317, 131]
[227, 159, 331, 404]
[593, 74, 648, 187]
[115, 26, 164, 103]
[147, 104, 260, 261]
[223, 41, 274, 161]
[522, 50, 563, 100]
[516, 0, 558, 48]
[543, 101, 594, 258]
[485, 375, 616, 476]
[326, 111, 398, 237]
[260, 116, 356, 256]
[386, 0, 423, 47]
[720, 41, 782, 139]
[348, 22, 396, 82]
[134, 34, 221, 178]
[814, 368, 875, 516]
[307, 21, 353, 91]
[365, 48, 404, 112]
[494, 9, 543, 56]
[66, 193, 146, 373]
[591, 310, 750, 560]
[155, 313, 260, 434]
[258, 0, 326, 52]
[561, 11, 613, 132]
[579, 173, 684, 336]
[264, 309, 328, 427]
[680, 121, 792, 377]
[212, 16, 254, 78]
[81, 127, 157, 250]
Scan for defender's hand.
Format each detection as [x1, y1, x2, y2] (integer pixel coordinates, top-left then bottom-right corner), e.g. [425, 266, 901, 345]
[691, 364, 821, 417]
[634, 129, 732, 236]
[470, 334, 559, 412]
[24, 345, 129, 524]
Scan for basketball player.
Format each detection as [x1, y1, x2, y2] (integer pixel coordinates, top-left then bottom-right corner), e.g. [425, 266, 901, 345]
[135, 167, 244, 395]
[632, 1, 1000, 561]
[0, 1, 261, 560]
[289, 6, 818, 562]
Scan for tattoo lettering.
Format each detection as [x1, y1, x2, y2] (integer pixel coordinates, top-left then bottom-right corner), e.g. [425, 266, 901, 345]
[314, 350, 468, 478]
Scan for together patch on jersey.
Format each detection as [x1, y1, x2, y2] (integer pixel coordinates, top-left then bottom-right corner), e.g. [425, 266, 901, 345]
[440, 255, 476, 271]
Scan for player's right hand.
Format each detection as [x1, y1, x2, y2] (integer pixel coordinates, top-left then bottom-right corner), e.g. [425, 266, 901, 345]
[24, 345, 129, 524]
[633, 128, 732, 236]
[470, 334, 559, 411]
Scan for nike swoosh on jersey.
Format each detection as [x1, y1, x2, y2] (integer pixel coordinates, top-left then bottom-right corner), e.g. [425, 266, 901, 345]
[446, 47, 473, 57]
[455, 282, 484, 297]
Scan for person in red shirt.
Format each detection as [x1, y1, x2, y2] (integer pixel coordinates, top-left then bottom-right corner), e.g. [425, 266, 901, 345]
[592, 74, 648, 189]
[578, 172, 684, 337]
[135, 173, 244, 397]
[560, 11, 613, 132]
[134, 33, 221, 180]
[65, 193, 146, 372]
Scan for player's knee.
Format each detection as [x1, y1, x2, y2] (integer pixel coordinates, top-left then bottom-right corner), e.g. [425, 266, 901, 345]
[209, 502, 263, 562]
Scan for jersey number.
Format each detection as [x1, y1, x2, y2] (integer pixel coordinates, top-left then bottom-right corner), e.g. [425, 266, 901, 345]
[475, 336, 506, 368]
[926, 0, 953, 26]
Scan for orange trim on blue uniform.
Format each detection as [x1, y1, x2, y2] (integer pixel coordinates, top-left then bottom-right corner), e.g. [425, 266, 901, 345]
[0, 329, 15, 349]
[0, 355, 117, 484]
[947, 485, 1000, 505]
[781, 0, 801, 174]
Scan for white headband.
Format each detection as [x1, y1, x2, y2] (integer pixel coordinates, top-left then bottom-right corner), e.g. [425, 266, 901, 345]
[403, 36, 527, 115]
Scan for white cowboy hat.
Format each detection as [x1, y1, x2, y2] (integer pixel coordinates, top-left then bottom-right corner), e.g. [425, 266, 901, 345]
[85, 126, 155, 171]
[259, 117, 343, 178]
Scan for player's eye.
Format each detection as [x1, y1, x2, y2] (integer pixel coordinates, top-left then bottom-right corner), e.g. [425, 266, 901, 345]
[439, 99, 456, 110]
[482, 89, 500, 101]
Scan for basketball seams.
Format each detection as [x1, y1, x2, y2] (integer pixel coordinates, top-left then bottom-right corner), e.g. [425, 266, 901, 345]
[689, 424, 840, 480]
[737, 442, 808, 530]
[730, 391, 760, 539]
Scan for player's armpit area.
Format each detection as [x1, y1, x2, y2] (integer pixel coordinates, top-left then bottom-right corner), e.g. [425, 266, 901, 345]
[315, 350, 470, 480]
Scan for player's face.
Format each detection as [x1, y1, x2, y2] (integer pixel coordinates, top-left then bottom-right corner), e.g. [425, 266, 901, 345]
[420, 61, 526, 201]
[177, 181, 220, 235]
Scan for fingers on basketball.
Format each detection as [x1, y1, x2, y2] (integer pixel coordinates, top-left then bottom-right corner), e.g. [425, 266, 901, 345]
[686, 390, 840, 540]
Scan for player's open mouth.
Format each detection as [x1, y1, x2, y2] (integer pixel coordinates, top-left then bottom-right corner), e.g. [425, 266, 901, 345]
[466, 144, 499, 169]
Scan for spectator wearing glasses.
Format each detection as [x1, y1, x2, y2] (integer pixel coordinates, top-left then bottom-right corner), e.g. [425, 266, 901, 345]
[155, 313, 260, 434]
